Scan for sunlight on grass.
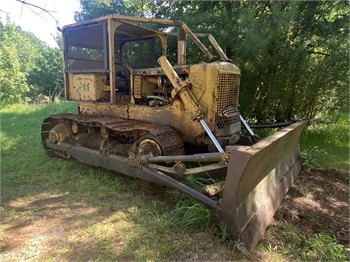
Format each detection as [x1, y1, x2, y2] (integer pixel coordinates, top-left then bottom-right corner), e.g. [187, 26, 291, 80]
[301, 112, 349, 169]
[0, 102, 77, 115]
[0, 132, 20, 152]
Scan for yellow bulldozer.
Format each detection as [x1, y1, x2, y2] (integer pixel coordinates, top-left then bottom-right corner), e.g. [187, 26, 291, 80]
[41, 15, 307, 247]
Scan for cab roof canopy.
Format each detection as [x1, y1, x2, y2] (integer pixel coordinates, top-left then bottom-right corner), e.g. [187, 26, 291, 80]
[63, 15, 167, 50]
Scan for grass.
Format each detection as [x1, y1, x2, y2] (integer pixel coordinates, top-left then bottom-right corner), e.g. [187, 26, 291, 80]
[1, 102, 348, 261]
[261, 224, 348, 262]
[301, 112, 349, 170]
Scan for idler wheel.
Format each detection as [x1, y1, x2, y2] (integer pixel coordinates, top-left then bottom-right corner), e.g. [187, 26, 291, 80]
[48, 121, 71, 144]
[134, 135, 162, 157]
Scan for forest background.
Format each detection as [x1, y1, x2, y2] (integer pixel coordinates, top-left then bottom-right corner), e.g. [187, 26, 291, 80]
[1, 0, 348, 123]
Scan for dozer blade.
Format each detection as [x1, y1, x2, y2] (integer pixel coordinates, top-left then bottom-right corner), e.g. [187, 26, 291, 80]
[219, 121, 307, 248]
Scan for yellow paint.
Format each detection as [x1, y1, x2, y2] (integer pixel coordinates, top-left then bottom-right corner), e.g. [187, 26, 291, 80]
[69, 74, 107, 101]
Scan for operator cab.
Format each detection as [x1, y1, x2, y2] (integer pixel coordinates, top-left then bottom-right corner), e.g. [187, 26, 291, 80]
[63, 16, 183, 106]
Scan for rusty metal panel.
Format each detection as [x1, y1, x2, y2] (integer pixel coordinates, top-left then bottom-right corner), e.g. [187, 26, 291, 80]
[187, 62, 240, 133]
[78, 102, 128, 118]
[128, 104, 171, 126]
[131, 66, 190, 76]
[46, 113, 184, 157]
[69, 74, 107, 101]
[219, 121, 307, 248]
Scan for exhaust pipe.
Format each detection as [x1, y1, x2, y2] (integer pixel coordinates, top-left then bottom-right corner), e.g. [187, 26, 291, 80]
[177, 28, 186, 66]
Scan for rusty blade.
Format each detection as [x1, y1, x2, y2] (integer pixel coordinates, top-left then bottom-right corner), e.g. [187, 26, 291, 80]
[219, 121, 308, 248]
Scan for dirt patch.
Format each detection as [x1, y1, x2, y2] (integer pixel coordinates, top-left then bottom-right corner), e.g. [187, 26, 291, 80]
[274, 168, 349, 247]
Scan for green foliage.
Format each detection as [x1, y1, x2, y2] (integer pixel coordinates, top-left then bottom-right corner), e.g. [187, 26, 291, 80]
[301, 112, 349, 169]
[26, 45, 63, 99]
[0, 19, 29, 105]
[302, 233, 348, 261]
[74, 0, 149, 21]
[161, 1, 349, 122]
[170, 198, 212, 227]
[0, 17, 63, 106]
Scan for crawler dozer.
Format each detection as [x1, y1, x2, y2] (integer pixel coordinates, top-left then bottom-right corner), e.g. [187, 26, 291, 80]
[41, 15, 307, 247]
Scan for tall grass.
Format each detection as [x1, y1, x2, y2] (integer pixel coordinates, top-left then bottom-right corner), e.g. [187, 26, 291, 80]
[301, 112, 349, 170]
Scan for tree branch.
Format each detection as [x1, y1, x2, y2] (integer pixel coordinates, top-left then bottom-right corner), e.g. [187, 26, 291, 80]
[308, 51, 330, 57]
[0, 10, 10, 15]
[14, 0, 58, 24]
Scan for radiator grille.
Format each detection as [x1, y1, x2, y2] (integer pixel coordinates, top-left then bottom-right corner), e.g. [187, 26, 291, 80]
[216, 73, 240, 129]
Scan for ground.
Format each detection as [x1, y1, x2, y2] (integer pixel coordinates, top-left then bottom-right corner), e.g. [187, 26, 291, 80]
[1, 167, 348, 261]
[274, 168, 349, 246]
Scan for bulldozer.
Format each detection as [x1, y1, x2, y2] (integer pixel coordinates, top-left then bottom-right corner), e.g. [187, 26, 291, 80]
[41, 14, 307, 247]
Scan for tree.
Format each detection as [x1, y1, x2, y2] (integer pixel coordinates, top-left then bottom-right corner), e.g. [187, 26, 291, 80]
[0, 17, 64, 105]
[0, 19, 28, 105]
[74, 0, 150, 21]
[26, 42, 63, 100]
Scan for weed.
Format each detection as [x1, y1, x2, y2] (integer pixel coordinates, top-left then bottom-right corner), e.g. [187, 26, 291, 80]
[259, 223, 305, 260]
[260, 223, 349, 261]
[218, 225, 229, 242]
[231, 241, 249, 254]
[300, 149, 319, 168]
[302, 233, 348, 261]
[184, 176, 224, 198]
[184, 175, 211, 192]
[216, 226, 248, 254]
[260, 243, 286, 261]
[169, 194, 212, 227]
[144, 201, 172, 230]
[294, 180, 316, 199]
